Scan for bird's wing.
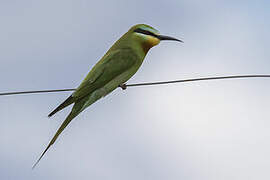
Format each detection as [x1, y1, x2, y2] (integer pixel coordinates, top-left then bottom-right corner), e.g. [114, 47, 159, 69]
[47, 51, 118, 117]
[72, 48, 137, 99]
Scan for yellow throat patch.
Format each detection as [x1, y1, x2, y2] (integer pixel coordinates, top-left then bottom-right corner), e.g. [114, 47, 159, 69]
[142, 36, 160, 53]
[147, 36, 160, 47]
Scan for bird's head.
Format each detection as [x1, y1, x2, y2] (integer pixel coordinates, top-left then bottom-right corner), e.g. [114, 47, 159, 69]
[128, 24, 183, 53]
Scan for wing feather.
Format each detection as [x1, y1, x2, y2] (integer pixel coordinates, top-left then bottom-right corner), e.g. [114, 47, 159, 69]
[72, 48, 137, 99]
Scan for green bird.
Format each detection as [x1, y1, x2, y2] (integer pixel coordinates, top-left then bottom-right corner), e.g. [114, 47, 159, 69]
[33, 24, 182, 168]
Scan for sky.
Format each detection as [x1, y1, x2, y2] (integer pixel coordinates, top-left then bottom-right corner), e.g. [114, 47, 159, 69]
[1, 0, 270, 179]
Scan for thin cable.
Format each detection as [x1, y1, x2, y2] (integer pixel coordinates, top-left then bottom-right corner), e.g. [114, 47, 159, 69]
[0, 89, 76, 96]
[0, 75, 269, 96]
[126, 75, 270, 87]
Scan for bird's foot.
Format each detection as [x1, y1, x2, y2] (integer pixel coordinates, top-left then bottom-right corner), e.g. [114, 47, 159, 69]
[119, 84, 127, 90]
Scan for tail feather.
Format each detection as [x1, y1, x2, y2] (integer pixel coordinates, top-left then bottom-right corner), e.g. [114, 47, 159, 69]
[33, 106, 80, 169]
[48, 95, 74, 117]
[33, 89, 105, 169]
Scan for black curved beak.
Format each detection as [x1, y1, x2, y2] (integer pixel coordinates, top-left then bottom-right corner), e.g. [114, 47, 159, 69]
[157, 35, 183, 43]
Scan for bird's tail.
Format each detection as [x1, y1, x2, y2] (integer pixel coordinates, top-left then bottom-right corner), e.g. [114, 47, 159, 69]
[32, 91, 104, 169]
[32, 107, 79, 169]
[48, 95, 75, 117]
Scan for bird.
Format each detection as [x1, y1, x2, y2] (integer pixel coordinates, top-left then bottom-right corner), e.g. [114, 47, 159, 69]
[32, 24, 183, 168]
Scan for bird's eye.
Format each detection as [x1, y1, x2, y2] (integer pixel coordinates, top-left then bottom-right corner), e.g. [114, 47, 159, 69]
[134, 28, 158, 38]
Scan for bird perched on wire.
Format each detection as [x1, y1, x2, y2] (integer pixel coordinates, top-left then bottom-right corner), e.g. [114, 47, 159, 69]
[33, 24, 183, 168]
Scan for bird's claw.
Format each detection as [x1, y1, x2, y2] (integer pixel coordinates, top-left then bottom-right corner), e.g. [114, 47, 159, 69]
[119, 84, 127, 90]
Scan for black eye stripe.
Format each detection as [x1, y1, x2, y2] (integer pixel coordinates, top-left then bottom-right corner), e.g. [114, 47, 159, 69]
[134, 28, 158, 38]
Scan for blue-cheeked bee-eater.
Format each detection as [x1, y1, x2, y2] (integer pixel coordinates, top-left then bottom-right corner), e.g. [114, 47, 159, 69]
[33, 24, 183, 168]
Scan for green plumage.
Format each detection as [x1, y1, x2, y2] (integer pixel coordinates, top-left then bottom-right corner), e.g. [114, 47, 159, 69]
[33, 24, 181, 168]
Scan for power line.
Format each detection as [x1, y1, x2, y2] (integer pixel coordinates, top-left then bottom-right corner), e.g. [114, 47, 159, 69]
[0, 89, 76, 96]
[0, 74, 270, 96]
[125, 75, 270, 87]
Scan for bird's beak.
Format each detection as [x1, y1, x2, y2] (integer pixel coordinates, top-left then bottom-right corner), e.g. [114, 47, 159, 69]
[157, 35, 183, 43]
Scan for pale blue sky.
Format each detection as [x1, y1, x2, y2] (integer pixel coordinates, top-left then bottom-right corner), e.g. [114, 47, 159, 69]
[1, 0, 270, 179]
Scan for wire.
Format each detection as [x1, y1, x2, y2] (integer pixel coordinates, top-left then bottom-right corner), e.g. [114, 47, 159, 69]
[0, 89, 76, 96]
[0, 75, 269, 96]
[126, 75, 270, 87]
